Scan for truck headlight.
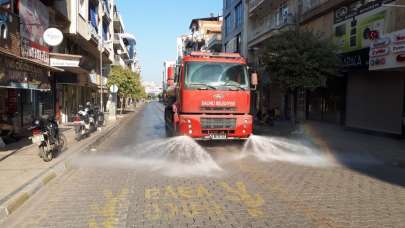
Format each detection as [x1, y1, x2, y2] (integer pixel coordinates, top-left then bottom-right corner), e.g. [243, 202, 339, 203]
[188, 130, 193, 134]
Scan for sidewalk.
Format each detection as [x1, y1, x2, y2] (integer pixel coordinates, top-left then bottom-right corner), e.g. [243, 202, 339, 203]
[302, 121, 405, 167]
[255, 120, 405, 167]
[0, 105, 141, 220]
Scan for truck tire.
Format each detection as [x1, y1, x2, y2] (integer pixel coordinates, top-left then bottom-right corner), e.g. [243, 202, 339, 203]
[164, 107, 174, 137]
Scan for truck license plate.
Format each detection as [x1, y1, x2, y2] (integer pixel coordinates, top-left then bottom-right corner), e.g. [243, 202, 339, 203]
[210, 134, 227, 140]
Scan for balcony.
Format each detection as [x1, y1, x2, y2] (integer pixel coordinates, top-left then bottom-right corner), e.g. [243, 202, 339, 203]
[114, 34, 129, 59]
[207, 34, 222, 52]
[248, 13, 296, 45]
[248, 0, 265, 13]
[114, 55, 128, 68]
[113, 12, 125, 33]
[248, 0, 276, 17]
[300, 0, 346, 23]
[89, 22, 100, 43]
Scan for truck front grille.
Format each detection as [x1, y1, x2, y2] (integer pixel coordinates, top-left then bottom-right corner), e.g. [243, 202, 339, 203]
[201, 118, 236, 129]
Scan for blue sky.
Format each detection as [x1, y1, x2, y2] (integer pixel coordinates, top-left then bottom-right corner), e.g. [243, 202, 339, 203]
[116, 0, 222, 83]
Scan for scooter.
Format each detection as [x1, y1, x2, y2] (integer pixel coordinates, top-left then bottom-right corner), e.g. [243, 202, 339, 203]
[30, 117, 63, 162]
[74, 105, 91, 141]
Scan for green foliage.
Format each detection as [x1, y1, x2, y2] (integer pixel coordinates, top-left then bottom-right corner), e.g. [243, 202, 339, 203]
[263, 30, 340, 91]
[107, 66, 146, 100]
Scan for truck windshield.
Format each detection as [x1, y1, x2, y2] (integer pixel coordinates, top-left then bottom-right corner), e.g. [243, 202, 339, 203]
[185, 62, 249, 90]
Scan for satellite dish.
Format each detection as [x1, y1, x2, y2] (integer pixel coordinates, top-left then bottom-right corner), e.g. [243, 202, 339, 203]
[43, 28, 63, 46]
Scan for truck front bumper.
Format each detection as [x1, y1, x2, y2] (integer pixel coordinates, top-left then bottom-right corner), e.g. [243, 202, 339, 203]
[177, 114, 253, 140]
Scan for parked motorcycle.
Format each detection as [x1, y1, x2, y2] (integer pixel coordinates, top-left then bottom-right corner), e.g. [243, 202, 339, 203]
[85, 102, 97, 132]
[94, 106, 104, 128]
[74, 105, 91, 141]
[29, 117, 64, 162]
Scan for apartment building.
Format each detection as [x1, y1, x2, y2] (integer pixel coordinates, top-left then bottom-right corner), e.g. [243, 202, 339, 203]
[245, 0, 299, 120]
[222, 0, 247, 55]
[0, 0, 63, 133]
[44, 0, 116, 123]
[112, 4, 137, 72]
[239, 0, 405, 135]
[184, 16, 223, 53]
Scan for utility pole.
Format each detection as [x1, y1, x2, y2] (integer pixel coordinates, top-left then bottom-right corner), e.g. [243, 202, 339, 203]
[100, 39, 104, 112]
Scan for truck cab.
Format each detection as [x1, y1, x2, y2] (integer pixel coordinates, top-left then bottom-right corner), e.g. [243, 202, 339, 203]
[164, 52, 257, 140]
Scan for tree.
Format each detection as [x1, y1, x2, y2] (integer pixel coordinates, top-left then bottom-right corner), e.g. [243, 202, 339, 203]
[108, 66, 146, 114]
[262, 29, 340, 122]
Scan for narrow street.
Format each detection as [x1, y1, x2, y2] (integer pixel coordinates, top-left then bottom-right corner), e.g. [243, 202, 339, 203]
[1, 102, 404, 228]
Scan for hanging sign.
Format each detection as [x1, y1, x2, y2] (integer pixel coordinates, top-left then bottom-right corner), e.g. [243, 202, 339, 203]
[43, 28, 63, 46]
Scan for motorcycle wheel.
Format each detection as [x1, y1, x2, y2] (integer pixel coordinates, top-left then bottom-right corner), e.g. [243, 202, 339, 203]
[75, 127, 83, 141]
[57, 134, 66, 152]
[43, 150, 53, 162]
[38, 146, 44, 158]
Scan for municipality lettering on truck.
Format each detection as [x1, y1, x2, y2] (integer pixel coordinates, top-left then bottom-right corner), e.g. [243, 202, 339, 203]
[164, 52, 258, 140]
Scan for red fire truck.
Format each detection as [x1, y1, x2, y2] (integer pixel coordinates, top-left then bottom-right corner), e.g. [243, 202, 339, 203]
[164, 52, 257, 140]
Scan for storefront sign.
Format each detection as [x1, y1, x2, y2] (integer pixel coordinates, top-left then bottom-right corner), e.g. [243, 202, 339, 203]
[50, 58, 80, 67]
[370, 47, 389, 57]
[339, 48, 370, 69]
[369, 28, 405, 70]
[19, 0, 49, 63]
[333, 0, 392, 53]
[334, 0, 394, 24]
[393, 32, 405, 44]
[0, 56, 50, 90]
[43, 28, 63, 46]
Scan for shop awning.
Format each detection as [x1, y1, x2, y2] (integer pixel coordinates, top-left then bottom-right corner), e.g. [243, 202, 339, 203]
[0, 85, 51, 91]
[0, 49, 64, 72]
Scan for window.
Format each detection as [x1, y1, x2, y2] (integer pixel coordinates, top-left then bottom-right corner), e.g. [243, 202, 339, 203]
[0, 0, 17, 13]
[224, 14, 233, 36]
[185, 62, 249, 90]
[89, 1, 98, 31]
[225, 0, 232, 9]
[0, 0, 11, 9]
[234, 3, 243, 29]
[102, 22, 109, 41]
[276, 3, 288, 26]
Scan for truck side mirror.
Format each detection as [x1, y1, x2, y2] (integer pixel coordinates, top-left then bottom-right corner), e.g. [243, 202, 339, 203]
[167, 79, 174, 86]
[251, 73, 258, 86]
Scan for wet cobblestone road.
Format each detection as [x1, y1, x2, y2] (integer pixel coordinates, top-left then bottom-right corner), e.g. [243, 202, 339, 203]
[2, 102, 405, 228]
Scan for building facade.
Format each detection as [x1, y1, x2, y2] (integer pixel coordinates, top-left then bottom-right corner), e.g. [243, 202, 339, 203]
[245, 0, 299, 121]
[300, 0, 405, 135]
[222, 0, 247, 56]
[0, 0, 135, 137]
[240, 0, 405, 135]
[0, 0, 62, 134]
[184, 16, 223, 54]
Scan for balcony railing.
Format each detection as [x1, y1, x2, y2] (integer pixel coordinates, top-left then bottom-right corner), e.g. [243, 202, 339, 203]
[89, 22, 99, 41]
[248, 13, 296, 42]
[302, 0, 321, 14]
[248, 0, 265, 13]
[207, 34, 222, 48]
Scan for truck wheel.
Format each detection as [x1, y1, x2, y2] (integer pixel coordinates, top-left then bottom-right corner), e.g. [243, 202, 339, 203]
[164, 107, 174, 137]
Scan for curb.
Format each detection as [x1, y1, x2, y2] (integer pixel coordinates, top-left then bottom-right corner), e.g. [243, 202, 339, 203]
[0, 107, 139, 221]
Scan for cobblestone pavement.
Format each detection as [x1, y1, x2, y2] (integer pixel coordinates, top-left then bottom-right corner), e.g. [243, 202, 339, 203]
[1, 102, 405, 228]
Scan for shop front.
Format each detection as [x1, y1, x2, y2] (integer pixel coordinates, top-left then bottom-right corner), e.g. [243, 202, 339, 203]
[0, 55, 54, 133]
[51, 53, 99, 123]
